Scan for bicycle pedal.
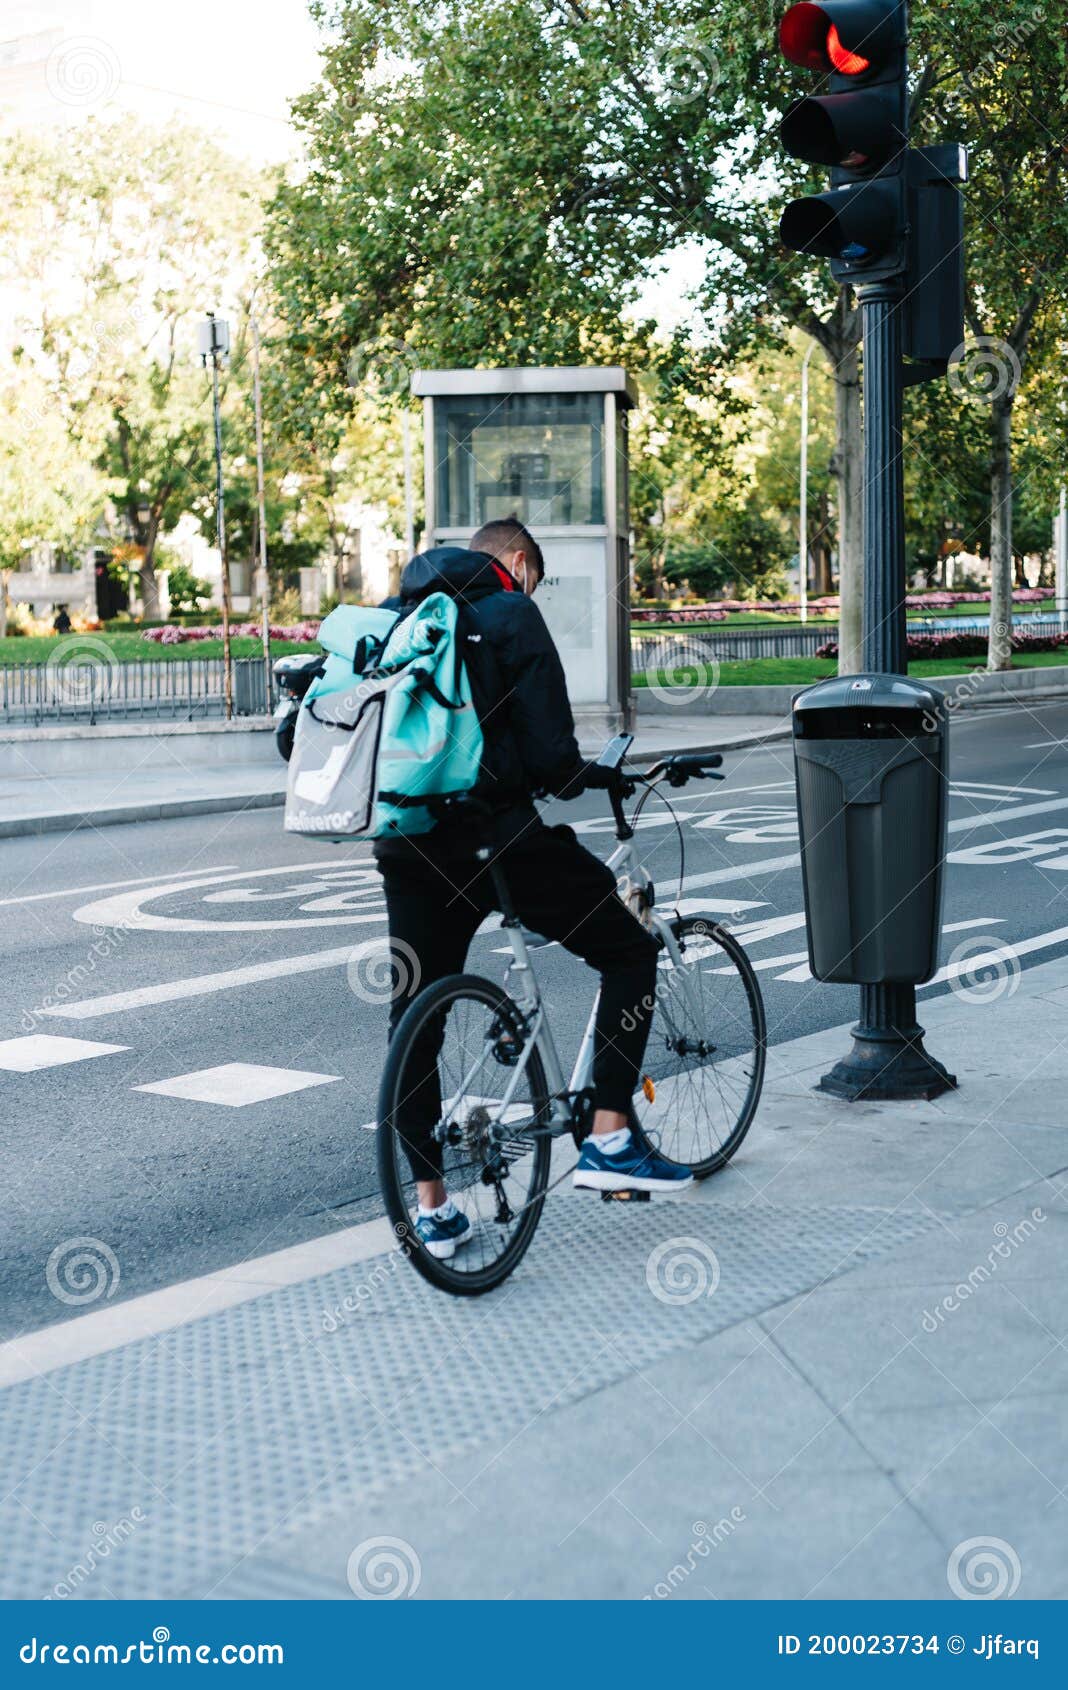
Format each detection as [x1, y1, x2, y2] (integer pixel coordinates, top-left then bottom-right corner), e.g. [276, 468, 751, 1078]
[600, 1187, 651, 1203]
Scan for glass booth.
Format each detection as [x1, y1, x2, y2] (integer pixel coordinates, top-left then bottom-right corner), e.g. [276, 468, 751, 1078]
[411, 366, 635, 730]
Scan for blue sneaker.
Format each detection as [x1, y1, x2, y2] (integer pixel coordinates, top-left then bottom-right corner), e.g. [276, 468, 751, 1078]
[415, 1207, 473, 1260]
[573, 1133, 694, 1194]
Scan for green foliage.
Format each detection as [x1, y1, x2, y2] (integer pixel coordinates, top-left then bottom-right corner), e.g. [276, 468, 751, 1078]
[165, 563, 212, 614]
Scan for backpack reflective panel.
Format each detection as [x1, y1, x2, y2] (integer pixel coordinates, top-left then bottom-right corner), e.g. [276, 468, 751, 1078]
[283, 594, 483, 839]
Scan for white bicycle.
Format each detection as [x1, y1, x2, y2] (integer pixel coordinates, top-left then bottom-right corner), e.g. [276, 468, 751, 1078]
[377, 736, 767, 1294]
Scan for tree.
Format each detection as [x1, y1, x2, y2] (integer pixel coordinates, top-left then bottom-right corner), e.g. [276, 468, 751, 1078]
[0, 367, 111, 635]
[0, 120, 264, 618]
[269, 0, 1068, 675]
[165, 562, 212, 615]
[916, 4, 1068, 667]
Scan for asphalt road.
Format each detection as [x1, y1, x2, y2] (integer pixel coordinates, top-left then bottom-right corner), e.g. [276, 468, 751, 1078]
[4, 697, 1068, 1337]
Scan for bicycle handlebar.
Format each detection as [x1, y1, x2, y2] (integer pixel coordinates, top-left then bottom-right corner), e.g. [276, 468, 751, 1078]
[642, 752, 725, 787]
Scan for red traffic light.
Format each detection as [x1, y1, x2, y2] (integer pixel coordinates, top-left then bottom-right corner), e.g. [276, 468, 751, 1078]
[780, 2, 897, 77]
[827, 24, 869, 74]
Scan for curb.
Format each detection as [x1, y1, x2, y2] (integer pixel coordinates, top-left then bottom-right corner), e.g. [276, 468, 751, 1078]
[0, 786, 285, 840]
[0, 727, 795, 838]
[625, 728, 793, 767]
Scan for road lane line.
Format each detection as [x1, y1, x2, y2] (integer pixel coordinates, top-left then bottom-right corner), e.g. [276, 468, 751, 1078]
[773, 918, 1008, 984]
[40, 941, 385, 1019]
[0, 866, 238, 907]
[920, 924, 1068, 989]
[0, 1211, 400, 1388]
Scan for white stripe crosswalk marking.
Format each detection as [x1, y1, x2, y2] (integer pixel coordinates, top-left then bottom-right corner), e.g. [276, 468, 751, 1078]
[135, 1062, 341, 1107]
[0, 1034, 130, 1071]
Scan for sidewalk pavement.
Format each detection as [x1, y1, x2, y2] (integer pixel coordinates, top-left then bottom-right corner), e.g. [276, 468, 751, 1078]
[2, 952, 1065, 1600]
[0, 714, 790, 837]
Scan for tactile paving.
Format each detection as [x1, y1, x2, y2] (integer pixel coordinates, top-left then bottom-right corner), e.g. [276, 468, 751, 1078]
[1, 1195, 952, 1598]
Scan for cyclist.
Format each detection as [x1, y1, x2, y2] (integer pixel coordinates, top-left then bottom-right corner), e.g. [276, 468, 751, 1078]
[375, 515, 693, 1258]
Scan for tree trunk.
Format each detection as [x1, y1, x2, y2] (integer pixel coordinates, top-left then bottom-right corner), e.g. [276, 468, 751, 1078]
[813, 488, 833, 595]
[831, 340, 863, 673]
[139, 549, 161, 620]
[988, 396, 1014, 672]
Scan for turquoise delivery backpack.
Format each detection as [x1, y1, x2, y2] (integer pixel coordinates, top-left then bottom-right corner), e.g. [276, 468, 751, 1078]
[283, 594, 484, 840]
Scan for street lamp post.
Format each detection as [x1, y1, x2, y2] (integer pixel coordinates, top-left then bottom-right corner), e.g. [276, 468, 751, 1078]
[1056, 485, 1068, 634]
[199, 314, 233, 720]
[251, 316, 272, 712]
[799, 340, 816, 624]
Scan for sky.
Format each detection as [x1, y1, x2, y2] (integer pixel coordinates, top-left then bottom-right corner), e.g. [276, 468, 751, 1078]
[0, 0, 704, 328]
[0, 0, 323, 160]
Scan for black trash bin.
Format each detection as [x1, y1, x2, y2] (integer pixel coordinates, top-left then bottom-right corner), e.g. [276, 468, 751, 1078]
[792, 674, 949, 985]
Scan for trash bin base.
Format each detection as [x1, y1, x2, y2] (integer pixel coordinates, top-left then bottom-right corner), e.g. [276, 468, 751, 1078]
[818, 989, 957, 1103]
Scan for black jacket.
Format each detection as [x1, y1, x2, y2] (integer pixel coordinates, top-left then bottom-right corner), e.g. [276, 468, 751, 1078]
[374, 546, 588, 853]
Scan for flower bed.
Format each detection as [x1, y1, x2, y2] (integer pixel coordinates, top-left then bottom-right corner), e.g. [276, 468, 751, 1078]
[142, 622, 321, 646]
[815, 630, 1068, 661]
[630, 588, 1049, 625]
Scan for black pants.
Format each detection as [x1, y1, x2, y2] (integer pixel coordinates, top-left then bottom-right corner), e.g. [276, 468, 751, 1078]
[377, 823, 660, 1182]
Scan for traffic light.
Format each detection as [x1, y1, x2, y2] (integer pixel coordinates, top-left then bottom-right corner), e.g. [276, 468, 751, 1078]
[903, 146, 967, 371]
[778, 1, 909, 283]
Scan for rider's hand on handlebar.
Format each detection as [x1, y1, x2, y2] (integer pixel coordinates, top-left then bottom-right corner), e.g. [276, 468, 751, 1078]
[582, 762, 635, 798]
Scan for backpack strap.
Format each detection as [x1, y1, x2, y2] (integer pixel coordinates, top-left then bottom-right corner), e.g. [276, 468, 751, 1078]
[414, 672, 466, 711]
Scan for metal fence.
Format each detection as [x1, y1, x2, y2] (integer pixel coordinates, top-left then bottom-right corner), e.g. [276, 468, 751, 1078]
[631, 625, 834, 674]
[631, 612, 1068, 676]
[0, 657, 274, 726]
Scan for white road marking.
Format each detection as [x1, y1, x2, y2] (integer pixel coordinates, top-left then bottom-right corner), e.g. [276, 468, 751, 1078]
[489, 894, 768, 955]
[42, 796, 1068, 1022]
[45, 861, 799, 1021]
[714, 950, 809, 976]
[956, 780, 1056, 796]
[673, 896, 766, 916]
[947, 794, 1068, 833]
[729, 912, 808, 946]
[921, 925, 1068, 989]
[42, 940, 385, 1019]
[71, 858, 376, 935]
[772, 917, 1008, 985]
[136, 1061, 342, 1107]
[0, 1034, 129, 1071]
[0, 1212, 402, 1388]
[0, 866, 238, 908]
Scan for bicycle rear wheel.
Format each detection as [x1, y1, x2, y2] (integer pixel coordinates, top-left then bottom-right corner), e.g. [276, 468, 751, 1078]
[376, 973, 552, 1295]
[631, 916, 766, 1177]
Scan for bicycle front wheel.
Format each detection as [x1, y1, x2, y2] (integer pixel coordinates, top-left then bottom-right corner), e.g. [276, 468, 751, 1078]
[376, 974, 552, 1295]
[631, 916, 766, 1177]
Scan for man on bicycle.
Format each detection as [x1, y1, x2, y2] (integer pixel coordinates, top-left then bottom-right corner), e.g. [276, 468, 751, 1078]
[375, 515, 693, 1259]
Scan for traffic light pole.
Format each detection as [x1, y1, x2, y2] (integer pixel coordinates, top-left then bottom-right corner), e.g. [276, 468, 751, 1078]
[819, 281, 956, 1101]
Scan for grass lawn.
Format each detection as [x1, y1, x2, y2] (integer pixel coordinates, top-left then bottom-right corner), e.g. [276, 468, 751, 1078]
[633, 649, 1068, 689]
[0, 633, 313, 664]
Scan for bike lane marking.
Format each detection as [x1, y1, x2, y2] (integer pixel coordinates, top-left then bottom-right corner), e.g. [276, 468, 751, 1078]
[41, 795, 1068, 1023]
[69, 858, 378, 934]
[0, 865, 239, 908]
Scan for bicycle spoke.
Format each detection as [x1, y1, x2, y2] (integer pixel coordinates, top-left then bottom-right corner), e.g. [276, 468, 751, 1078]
[634, 919, 765, 1172]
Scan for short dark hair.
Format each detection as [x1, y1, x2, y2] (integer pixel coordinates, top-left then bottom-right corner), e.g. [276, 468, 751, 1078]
[470, 514, 544, 580]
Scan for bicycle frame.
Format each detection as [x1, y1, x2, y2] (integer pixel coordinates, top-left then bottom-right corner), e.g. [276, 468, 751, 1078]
[481, 829, 707, 1140]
